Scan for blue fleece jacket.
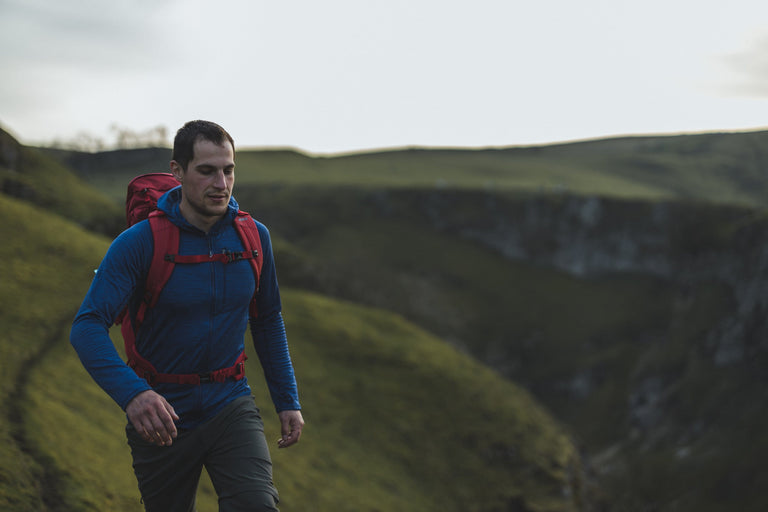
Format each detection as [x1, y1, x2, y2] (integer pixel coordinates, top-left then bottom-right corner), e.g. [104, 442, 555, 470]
[70, 187, 300, 429]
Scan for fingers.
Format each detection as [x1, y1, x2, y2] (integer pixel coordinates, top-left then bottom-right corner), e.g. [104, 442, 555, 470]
[277, 430, 301, 448]
[126, 390, 179, 447]
[142, 428, 168, 446]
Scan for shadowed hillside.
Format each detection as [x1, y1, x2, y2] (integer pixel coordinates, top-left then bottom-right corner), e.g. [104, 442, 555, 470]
[1, 128, 121, 234]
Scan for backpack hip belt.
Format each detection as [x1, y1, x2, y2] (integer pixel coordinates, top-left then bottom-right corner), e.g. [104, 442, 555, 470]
[130, 350, 248, 386]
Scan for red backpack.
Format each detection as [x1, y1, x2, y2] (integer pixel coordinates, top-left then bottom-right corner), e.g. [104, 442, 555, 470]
[118, 172, 263, 385]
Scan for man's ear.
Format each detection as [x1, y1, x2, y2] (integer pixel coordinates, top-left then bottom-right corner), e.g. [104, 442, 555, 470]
[170, 161, 184, 182]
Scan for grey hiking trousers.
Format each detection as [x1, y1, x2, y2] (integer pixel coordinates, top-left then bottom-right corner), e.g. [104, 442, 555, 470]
[126, 395, 279, 512]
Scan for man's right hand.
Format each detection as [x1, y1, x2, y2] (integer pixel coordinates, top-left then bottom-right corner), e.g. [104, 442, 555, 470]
[126, 390, 179, 447]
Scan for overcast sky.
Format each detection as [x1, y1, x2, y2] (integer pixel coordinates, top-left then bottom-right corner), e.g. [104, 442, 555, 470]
[2, 0, 768, 154]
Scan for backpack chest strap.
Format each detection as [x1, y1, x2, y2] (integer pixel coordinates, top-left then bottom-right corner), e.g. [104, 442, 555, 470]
[165, 249, 259, 264]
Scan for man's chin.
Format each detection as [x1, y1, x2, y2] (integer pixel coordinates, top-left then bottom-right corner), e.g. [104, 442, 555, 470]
[205, 200, 230, 214]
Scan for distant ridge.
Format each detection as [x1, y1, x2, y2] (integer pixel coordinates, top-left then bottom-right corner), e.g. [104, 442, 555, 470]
[43, 129, 768, 209]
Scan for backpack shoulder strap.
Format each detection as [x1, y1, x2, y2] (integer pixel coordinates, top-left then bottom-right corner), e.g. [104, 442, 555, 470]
[122, 210, 178, 373]
[233, 211, 264, 318]
[142, 211, 179, 316]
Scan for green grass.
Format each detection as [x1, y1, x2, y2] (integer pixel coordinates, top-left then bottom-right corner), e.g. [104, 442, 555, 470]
[273, 290, 581, 511]
[0, 195, 109, 510]
[23, 326, 143, 511]
[0, 196, 108, 400]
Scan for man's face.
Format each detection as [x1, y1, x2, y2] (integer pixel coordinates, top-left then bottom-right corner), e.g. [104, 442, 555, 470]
[171, 138, 235, 227]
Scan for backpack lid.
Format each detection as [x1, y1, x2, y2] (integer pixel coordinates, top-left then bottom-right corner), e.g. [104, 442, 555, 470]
[125, 172, 180, 227]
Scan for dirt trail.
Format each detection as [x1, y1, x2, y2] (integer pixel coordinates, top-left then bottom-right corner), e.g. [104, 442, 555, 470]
[5, 321, 70, 511]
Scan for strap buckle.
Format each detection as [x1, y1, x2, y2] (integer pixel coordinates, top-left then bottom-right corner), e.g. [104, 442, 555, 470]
[222, 250, 243, 263]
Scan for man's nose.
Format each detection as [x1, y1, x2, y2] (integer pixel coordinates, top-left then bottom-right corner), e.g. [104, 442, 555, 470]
[213, 170, 227, 188]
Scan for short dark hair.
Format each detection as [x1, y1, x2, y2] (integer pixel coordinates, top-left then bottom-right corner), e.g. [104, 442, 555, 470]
[172, 120, 235, 171]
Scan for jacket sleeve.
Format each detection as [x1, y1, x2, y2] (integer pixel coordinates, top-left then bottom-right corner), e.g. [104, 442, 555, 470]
[249, 222, 301, 412]
[70, 224, 153, 410]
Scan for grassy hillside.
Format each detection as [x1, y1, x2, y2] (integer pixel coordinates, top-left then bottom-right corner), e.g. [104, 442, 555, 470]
[1, 133, 586, 510]
[0, 194, 110, 510]
[1, 128, 121, 234]
[47, 129, 768, 209]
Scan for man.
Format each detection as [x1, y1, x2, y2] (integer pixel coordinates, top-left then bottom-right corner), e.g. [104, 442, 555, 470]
[71, 120, 303, 511]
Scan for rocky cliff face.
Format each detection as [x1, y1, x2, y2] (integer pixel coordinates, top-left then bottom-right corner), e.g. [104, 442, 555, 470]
[432, 192, 768, 368]
[411, 189, 768, 507]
